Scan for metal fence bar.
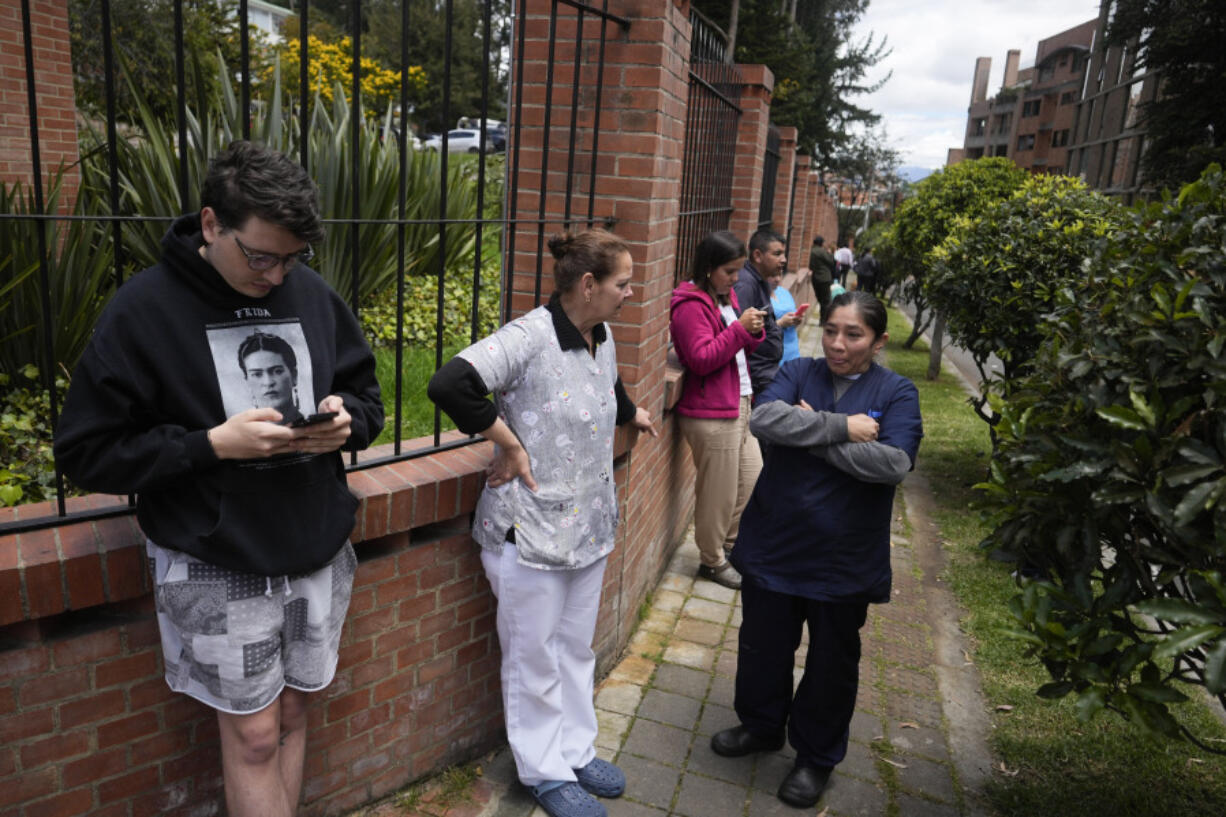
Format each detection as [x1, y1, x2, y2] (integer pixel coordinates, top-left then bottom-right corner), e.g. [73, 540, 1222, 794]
[533, 0, 563, 304]
[675, 10, 741, 280]
[758, 124, 780, 231]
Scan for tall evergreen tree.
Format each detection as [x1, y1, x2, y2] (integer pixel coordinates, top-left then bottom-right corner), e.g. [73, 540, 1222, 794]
[692, 0, 889, 163]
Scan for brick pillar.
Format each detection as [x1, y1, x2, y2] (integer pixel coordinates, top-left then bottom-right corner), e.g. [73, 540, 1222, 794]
[0, 0, 81, 208]
[726, 63, 774, 244]
[505, 0, 695, 668]
[772, 125, 797, 240]
[789, 155, 812, 263]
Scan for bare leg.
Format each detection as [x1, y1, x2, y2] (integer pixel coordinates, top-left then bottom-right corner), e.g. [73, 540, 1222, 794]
[218, 689, 310, 817]
[278, 689, 310, 810]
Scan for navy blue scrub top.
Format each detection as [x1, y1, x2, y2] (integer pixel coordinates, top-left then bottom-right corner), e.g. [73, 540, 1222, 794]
[731, 358, 923, 604]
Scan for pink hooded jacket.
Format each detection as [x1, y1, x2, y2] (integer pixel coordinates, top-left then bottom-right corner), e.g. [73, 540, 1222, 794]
[669, 281, 764, 419]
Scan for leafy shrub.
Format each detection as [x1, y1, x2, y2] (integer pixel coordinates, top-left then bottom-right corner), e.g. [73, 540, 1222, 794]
[362, 267, 502, 348]
[927, 174, 1126, 426]
[888, 157, 1026, 347]
[979, 165, 1226, 749]
[0, 366, 66, 507]
[83, 55, 494, 307]
[0, 174, 117, 376]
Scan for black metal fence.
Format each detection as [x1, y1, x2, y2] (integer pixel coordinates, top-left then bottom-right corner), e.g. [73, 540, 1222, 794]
[0, 0, 626, 535]
[675, 9, 741, 281]
[758, 123, 781, 231]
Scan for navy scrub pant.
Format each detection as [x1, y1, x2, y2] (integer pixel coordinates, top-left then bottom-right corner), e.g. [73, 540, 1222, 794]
[734, 582, 869, 768]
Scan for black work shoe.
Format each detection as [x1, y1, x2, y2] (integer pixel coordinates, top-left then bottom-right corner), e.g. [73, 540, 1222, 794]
[710, 725, 784, 757]
[697, 561, 742, 590]
[777, 762, 833, 808]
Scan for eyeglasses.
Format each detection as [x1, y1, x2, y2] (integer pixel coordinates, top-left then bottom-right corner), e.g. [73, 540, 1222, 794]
[233, 235, 314, 272]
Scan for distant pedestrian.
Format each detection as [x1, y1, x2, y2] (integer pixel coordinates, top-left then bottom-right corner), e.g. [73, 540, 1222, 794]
[711, 291, 923, 810]
[766, 265, 805, 363]
[807, 235, 836, 323]
[854, 248, 879, 295]
[733, 229, 788, 397]
[833, 241, 854, 288]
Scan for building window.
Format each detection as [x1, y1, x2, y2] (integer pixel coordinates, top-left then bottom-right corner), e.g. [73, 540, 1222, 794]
[1022, 99, 1041, 117]
[1017, 134, 1036, 151]
[972, 118, 986, 136]
[1052, 129, 1070, 147]
[1123, 80, 1145, 129]
[1060, 91, 1076, 105]
[1116, 44, 1130, 85]
[1111, 137, 1137, 188]
[1038, 65, 1055, 82]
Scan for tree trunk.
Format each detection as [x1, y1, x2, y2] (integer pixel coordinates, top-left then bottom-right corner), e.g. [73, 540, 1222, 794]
[927, 313, 945, 381]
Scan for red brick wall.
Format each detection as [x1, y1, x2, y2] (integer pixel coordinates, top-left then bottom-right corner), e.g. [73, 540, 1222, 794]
[0, 0, 81, 207]
[790, 155, 812, 262]
[773, 125, 797, 243]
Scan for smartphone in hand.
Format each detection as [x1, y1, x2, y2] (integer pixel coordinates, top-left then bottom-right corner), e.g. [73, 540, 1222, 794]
[794, 302, 811, 319]
[289, 411, 338, 428]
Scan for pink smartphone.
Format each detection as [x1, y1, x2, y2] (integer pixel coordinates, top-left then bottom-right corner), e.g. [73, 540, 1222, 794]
[794, 302, 811, 318]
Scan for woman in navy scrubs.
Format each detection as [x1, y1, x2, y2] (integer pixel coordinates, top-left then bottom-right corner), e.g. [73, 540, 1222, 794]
[710, 291, 923, 809]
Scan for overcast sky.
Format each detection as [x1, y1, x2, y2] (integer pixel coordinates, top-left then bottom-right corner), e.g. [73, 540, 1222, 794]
[850, 0, 1104, 171]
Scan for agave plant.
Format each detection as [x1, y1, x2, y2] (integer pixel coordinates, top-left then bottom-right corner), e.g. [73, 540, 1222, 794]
[0, 172, 117, 376]
[81, 51, 492, 307]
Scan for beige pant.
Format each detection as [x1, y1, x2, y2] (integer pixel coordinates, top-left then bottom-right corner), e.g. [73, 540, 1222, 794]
[679, 395, 764, 568]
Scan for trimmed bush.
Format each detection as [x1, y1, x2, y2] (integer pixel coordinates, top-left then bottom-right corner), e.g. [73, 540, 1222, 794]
[979, 165, 1226, 748]
[928, 174, 1126, 426]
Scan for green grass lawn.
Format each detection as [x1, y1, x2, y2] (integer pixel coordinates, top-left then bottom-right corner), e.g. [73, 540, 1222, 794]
[885, 306, 1226, 817]
[371, 343, 460, 446]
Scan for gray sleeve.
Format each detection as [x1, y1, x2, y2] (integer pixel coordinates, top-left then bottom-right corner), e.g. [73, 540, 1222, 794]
[809, 441, 913, 484]
[749, 400, 848, 447]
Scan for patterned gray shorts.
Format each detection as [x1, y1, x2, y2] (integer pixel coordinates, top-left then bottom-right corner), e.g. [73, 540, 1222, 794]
[147, 540, 356, 714]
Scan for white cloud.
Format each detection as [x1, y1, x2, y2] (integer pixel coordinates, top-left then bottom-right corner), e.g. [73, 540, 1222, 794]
[851, 0, 1103, 169]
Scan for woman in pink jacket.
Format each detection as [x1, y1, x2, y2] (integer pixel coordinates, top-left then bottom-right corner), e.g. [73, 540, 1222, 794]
[670, 230, 767, 589]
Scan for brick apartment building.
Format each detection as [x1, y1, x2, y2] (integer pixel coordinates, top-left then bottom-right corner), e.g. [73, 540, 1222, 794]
[949, 19, 1096, 174]
[948, 2, 1161, 203]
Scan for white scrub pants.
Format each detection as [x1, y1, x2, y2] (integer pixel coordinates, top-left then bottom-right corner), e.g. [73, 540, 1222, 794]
[481, 544, 607, 786]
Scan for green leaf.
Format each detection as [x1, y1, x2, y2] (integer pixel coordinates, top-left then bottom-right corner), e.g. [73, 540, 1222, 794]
[1134, 599, 1224, 625]
[1074, 686, 1106, 721]
[1129, 390, 1157, 427]
[1095, 406, 1147, 430]
[1204, 639, 1226, 695]
[1128, 682, 1189, 704]
[0, 484, 22, 506]
[1036, 681, 1075, 699]
[1173, 480, 1221, 527]
[1163, 464, 1222, 486]
[1151, 624, 1224, 662]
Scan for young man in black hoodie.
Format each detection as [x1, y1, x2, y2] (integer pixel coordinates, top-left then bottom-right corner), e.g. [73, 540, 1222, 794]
[54, 141, 384, 817]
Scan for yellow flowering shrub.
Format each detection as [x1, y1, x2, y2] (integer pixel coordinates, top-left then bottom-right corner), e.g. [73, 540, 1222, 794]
[262, 36, 426, 115]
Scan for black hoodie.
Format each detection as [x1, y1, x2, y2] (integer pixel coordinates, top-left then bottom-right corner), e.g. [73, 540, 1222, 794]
[54, 214, 384, 576]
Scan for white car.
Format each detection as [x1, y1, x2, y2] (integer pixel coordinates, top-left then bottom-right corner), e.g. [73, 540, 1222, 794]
[422, 129, 495, 154]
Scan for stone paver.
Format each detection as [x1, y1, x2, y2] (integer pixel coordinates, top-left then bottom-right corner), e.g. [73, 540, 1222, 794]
[637, 688, 703, 730]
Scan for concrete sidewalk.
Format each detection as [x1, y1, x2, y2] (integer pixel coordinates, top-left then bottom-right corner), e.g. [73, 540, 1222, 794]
[351, 313, 996, 817]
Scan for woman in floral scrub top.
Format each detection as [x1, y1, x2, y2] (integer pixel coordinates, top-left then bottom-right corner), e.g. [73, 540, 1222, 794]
[428, 229, 656, 817]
